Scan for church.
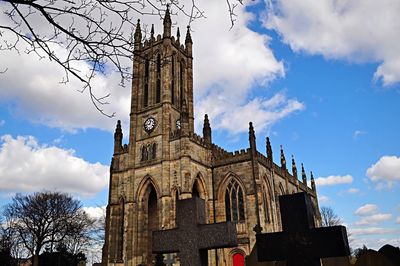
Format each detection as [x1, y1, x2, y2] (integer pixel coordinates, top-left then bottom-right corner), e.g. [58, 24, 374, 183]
[102, 6, 321, 266]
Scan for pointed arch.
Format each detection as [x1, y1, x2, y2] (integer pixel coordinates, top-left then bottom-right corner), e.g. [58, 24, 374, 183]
[171, 53, 176, 105]
[144, 58, 150, 107]
[279, 182, 286, 195]
[218, 173, 247, 222]
[156, 53, 161, 103]
[135, 175, 161, 203]
[179, 60, 185, 107]
[116, 196, 125, 261]
[261, 175, 274, 224]
[191, 172, 207, 199]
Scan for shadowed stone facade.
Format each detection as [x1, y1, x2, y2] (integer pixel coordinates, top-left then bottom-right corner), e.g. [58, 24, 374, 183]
[102, 7, 321, 266]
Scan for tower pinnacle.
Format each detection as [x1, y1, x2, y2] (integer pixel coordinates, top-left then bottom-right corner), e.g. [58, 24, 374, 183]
[163, 4, 172, 38]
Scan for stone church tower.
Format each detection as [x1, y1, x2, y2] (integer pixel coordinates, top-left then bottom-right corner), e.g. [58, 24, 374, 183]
[103, 7, 321, 266]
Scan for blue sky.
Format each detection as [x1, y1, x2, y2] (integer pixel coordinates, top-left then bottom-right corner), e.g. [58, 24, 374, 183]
[1, 0, 399, 251]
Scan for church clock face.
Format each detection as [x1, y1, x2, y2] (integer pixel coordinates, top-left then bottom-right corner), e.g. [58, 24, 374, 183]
[143, 117, 156, 133]
[176, 119, 181, 130]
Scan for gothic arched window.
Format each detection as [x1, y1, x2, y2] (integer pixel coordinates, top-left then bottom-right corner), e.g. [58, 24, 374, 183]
[156, 54, 161, 103]
[171, 56, 175, 105]
[179, 61, 184, 107]
[117, 197, 124, 260]
[262, 188, 270, 223]
[141, 145, 147, 161]
[225, 178, 245, 222]
[151, 143, 157, 160]
[144, 59, 149, 107]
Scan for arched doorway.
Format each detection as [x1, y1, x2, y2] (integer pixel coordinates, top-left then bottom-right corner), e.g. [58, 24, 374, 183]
[232, 253, 244, 266]
[147, 186, 158, 265]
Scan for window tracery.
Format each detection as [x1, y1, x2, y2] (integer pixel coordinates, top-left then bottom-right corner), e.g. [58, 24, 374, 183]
[225, 178, 245, 222]
[141, 143, 157, 161]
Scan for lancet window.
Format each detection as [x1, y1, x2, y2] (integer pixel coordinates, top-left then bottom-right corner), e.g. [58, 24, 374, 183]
[171, 56, 175, 105]
[141, 143, 157, 161]
[262, 187, 271, 223]
[156, 54, 161, 103]
[225, 178, 245, 222]
[116, 197, 124, 260]
[144, 59, 149, 107]
[179, 61, 184, 107]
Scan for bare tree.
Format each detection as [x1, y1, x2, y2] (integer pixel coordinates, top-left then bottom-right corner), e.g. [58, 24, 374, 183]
[3, 191, 94, 266]
[0, 0, 242, 116]
[320, 206, 342, 227]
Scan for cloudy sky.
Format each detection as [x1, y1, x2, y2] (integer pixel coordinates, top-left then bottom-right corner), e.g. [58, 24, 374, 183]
[1, 0, 399, 251]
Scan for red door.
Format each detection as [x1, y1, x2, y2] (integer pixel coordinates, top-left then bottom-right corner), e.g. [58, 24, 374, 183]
[233, 253, 244, 266]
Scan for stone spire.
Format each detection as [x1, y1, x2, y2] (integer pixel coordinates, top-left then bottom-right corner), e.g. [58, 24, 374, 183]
[176, 27, 180, 43]
[249, 122, 256, 151]
[310, 171, 316, 191]
[134, 19, 142, 50]
[301, 163, 307, 186]
[185, 25, 192, 55]
[266, 137, 273, 160]
[163, 4, 172, 38]
[203, 114, 212, 146]
[150, 24, 155, 41]
[292, 155, 298, 179]
[280, 145, 286, 170]
[114, 120, 123, 154]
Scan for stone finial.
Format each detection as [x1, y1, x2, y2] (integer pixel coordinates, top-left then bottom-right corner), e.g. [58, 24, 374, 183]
[114, 120, 123, 154]
[203, 114, 212, 145]
[292, 155, 298, 179]
[185, 25, 193, 44]
[185, 25, 193, 56]
[301, 163, 307, 185]
[163, 4, 172, 38]
[134, 19, 142, 48]
[150, 24, 155, 41]
[266, 137, 273, 160]
[280, 145, 286, 170]
[310, 171, 316, 191]
[177, 27, 180, 43]
[249, 122, 257, 153]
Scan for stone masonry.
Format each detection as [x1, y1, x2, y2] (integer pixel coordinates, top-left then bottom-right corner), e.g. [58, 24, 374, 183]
[102, 6, 321, 266]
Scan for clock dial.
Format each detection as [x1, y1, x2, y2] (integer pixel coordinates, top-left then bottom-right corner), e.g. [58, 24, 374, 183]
[144, 117, 156, 133]
[176, 119, 181, 129]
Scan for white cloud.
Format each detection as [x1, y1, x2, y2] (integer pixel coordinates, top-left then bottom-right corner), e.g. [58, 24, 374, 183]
[354, 204, 392, 226]
[0, 135, 109, 196]
[347, 188, 359, 194]
[0, 0, 294, 135]
[355, 214, 392, 226]
[197, 92, 304, 134]
[318, 195, 330, 203]
[263, 0, 400, 86]
[353, 130, 367, 139]
[366, 156, 400, 189]
[0, 38, 130, 132]
[350, 227, 399, 236]
[315, 175, 353, 186]
[83, 206, 106, 220]
[355, 204, 379, 216]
